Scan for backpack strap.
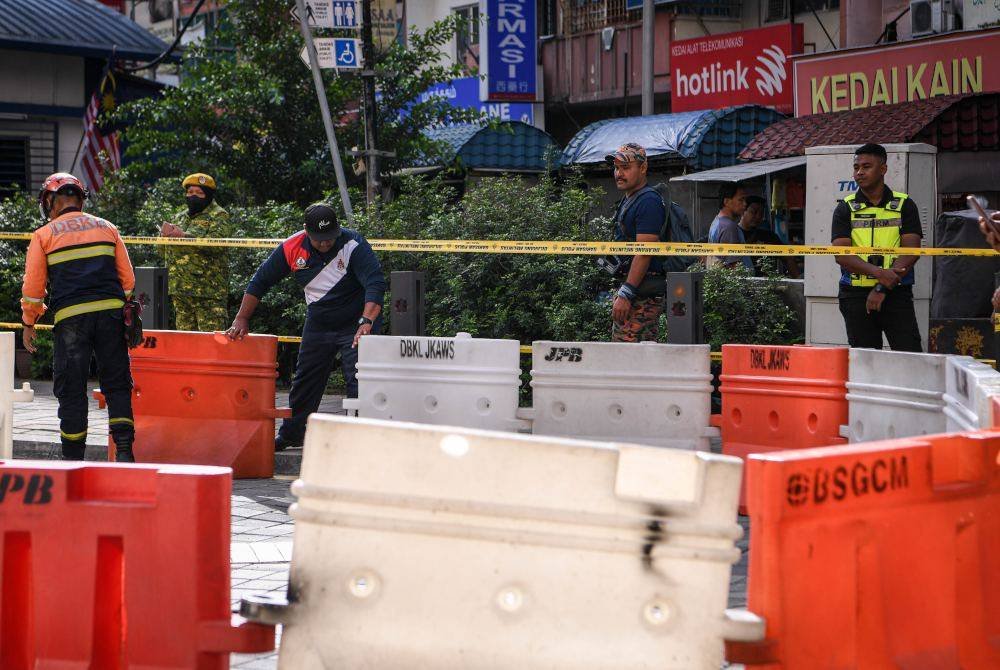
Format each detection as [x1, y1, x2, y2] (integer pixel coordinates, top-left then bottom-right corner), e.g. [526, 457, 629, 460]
[615, 185, 665, 240]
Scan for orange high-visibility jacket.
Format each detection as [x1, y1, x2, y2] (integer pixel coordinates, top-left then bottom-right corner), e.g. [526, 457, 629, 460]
[21, 210, 135, 326]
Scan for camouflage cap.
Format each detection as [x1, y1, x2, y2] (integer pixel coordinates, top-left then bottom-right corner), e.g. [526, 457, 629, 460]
[605, 143, 647, 165]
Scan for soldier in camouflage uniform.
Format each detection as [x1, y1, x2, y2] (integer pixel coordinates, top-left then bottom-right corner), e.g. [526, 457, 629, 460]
[160, 173, 235, 331]
[606, 144, 667, 343]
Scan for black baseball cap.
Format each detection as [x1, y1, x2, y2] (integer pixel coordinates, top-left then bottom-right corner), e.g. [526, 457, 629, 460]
[304, 202, 341, 241]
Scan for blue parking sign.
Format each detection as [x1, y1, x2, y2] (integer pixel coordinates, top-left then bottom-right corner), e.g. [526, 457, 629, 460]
[334, 38, 362, 68]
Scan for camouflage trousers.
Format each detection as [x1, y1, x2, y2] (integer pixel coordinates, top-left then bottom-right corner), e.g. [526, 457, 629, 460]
[172, 295, 229, 333]
[612, 295, 664, 343]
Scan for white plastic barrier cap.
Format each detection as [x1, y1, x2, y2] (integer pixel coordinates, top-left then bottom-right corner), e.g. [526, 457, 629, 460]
[943, 356, 1000, 432]
[276, 415, 763, 669]
[845, 348, 948, 442]
[347, 333, 524, 431]
[526, 341, 714, 450]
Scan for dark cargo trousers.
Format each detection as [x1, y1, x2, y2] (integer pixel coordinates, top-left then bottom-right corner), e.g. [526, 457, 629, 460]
[53, 309, 135, 459]
[277, 318, 379, 446]
[838, 285, 922, 352]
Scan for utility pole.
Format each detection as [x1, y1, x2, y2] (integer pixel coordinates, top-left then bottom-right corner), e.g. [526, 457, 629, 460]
[641, 0, 654, 115]
[360, 0, 380, 204]
[295, 0, 355, 225]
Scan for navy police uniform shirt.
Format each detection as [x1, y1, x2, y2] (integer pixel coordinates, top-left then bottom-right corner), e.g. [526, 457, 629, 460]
[247, 229, 386, 330]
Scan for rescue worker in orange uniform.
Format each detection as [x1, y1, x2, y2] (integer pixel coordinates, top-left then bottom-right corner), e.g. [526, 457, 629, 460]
[21, 173, 138, 462]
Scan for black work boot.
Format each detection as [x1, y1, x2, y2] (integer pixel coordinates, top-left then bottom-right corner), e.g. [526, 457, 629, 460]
[61, 442, 86, 461]
[274, 434, 302, 452]
[114, 440, 136, 463]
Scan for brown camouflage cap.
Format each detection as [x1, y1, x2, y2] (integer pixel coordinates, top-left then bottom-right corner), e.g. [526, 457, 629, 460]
[605, 142, 647, 165]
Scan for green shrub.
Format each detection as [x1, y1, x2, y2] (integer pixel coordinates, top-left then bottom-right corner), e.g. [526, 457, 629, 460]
[700, 262, 799, 350]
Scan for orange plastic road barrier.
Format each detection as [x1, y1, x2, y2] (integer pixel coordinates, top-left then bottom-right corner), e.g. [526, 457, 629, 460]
[96, 331, 290, 478]
[728, 431, 1000, 669]
[0, 460, 274, 668]
[717, 344, 849, 512]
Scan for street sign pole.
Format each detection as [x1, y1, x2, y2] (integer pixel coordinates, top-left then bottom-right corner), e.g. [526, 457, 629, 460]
[295, 0, 355, 225]
[361, 0, 379, 206]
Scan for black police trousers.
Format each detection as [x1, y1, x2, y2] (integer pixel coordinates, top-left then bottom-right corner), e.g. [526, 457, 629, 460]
[53, 309, 134, 459]
[838, 285, 922, 352]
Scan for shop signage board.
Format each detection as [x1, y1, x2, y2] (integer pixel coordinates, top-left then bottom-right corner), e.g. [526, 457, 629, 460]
[965, 0, 1000, 30]
[670, 24, 804, 113]
[479, 0, 538, 102]
[419, 76, 534, 125]
[793, 29, 1000, 116]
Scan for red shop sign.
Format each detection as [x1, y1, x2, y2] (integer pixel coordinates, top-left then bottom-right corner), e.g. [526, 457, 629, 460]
[670, 24, 804, 114]
[794, 29, 1000, 116]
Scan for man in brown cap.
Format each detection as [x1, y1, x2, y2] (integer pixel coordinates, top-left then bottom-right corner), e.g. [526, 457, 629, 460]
[605, 143, 667, 342]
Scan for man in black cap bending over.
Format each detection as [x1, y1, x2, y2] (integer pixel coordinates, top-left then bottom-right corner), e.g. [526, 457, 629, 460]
[227, 203, 386, 450]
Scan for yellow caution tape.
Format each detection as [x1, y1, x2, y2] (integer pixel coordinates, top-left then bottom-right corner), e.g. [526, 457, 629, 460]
[0, 231, 996, 257]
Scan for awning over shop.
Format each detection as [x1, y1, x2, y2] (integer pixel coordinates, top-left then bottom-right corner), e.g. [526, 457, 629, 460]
[2, 0, 170, 61]
[418, 121, 560, 173]
[669, 156, 806, 183]
[560, 105, 786, 170]
[740, 93, 1000, 161]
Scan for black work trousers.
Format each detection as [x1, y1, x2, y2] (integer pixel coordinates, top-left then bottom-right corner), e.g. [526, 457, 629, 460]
[53, 309, 134, 459]
[277, 319, 371, 446]
[838, 285, 922, 352]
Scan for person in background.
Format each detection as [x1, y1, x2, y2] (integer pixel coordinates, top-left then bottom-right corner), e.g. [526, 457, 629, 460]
[160, 173, 235, 331]
[708, 183, 752, 272]
[741, 195, 801, 278]
[606, 142, 668, 343]
[226, 203, 385, 451]
[832, 143, 922, 351]
[978, 209, 1000, 311]
[22, 173, 137, 462]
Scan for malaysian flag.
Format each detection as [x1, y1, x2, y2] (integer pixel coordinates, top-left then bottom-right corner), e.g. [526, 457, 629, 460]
[79, 75, 121, 193]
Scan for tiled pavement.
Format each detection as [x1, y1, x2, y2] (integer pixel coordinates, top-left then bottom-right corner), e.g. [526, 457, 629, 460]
[12, 380, 750, 669]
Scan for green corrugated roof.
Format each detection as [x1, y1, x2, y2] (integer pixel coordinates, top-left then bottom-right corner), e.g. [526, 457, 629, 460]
[420, 121, 559, 173]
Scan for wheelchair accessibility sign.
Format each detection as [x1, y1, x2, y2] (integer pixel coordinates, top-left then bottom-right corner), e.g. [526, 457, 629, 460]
[299, 38, 363, 70]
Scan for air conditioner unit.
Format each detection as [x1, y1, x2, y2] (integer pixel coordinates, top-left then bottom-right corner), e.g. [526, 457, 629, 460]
[910, 0, 960, 37]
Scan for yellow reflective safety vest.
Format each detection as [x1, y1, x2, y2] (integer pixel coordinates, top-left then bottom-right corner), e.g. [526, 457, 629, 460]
[841, 190, 914, 289]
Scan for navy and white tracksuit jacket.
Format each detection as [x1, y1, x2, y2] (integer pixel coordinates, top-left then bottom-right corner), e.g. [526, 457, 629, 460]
[246, 228, 386, 329]
[248, 228, 386, 443]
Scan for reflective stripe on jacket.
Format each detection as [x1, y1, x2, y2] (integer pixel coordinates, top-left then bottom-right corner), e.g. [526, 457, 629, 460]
[841, 190, 912, 288]
[21, 211, 135, 325]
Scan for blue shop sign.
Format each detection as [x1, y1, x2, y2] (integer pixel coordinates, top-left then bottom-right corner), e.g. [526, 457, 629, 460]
[480, 0, 537, 102]
[421, 76, 534, 125]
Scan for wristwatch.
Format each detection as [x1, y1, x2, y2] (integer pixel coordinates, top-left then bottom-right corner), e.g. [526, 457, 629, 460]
[358, 316, 374, 326]
[874, 283, 887, 294]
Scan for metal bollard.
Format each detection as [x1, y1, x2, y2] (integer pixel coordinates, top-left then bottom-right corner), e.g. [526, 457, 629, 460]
[390, 271, 425, 336]
[666, 271, 704, 344]
[134, 267, 170, 330]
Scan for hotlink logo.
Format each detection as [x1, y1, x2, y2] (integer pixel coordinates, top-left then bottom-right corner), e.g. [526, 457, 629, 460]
[755, 45, 788, 96]
[675, 44, 788, 98]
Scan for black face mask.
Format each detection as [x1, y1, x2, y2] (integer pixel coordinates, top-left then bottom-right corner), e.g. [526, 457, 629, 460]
[186, 195, 210, 216]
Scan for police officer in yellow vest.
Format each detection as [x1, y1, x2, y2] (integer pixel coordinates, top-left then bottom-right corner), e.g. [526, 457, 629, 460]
[832, 143, 922, 351]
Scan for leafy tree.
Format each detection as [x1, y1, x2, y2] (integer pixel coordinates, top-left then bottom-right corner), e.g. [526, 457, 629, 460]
[111, 0, 480, 205]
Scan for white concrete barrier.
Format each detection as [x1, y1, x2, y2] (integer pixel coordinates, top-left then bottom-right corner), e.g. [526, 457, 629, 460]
[342, 333, 525, 431]
[844, 349, 948, 442]
[524, 341, 716, 450]
[943, 356, 1000, 432]
[0, 332, 33, 459]
[269, 416, 763, 669]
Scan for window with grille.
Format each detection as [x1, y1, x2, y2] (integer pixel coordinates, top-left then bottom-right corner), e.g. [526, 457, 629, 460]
[454, 5, 480, 72]
[0, 138, 29, 201]
[673, 0, 741, 18]
[792, 0, 839, 12]
[766, 0, 788, 22]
